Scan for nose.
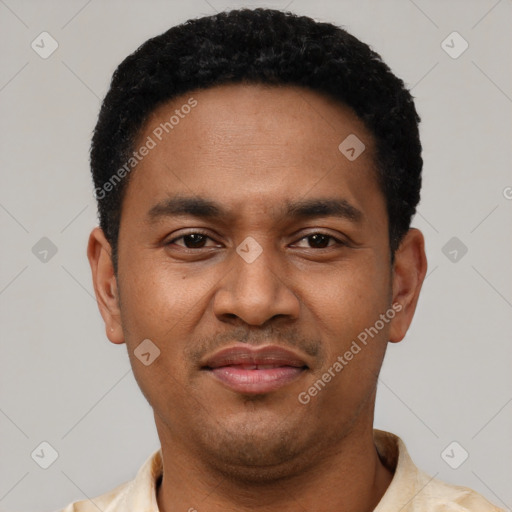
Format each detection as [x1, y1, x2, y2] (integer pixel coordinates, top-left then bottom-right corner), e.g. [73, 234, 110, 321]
[213, 240, 300, 327]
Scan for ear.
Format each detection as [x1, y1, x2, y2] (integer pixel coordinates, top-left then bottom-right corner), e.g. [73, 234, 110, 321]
[388, 228, 427, 343]
[87, 227, 125, 344]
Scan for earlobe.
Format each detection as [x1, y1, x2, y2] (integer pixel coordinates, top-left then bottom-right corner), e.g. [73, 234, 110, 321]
[388, 228, 427, 343]
[87, 227, 125, 344]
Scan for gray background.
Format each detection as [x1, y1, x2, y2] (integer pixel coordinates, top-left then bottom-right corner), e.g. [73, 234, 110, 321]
[0, 0, 511, 510]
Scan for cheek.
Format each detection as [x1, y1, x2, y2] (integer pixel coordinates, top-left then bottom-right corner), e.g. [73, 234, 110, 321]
[117, 261, 220, 370]
[117, 267, 201, 418]
[308, 254, 390, 339]
[119, 254, 199, 323]
[116, 265, 187, 368]
[301, 266, 390, 413]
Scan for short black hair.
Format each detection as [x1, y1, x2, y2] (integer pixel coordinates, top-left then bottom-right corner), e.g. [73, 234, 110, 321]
[91, 8, 422, 270]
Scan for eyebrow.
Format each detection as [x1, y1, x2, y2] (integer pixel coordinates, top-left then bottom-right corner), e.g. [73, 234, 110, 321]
[147, 195, 363, 224]
[285, 198, 362, 223]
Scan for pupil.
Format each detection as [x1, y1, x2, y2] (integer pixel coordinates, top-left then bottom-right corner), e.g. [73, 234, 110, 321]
[185, 234, 205, 248]
[310, 234, 328, 248]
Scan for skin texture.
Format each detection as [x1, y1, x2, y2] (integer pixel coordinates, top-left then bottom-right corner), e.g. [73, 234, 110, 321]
[88, 83, 427, 512]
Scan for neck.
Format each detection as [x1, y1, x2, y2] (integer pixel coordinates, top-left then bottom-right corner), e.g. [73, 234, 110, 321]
[156, 420, 393, 512]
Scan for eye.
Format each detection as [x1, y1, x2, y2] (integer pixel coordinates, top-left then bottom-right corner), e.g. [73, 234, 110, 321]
[293, 233, 345, 249]
[167, 231, 219, 249]
[166, 231, 346, 250]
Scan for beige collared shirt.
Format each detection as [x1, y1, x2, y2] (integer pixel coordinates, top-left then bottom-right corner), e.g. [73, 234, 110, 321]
[58, 429, 504, 511]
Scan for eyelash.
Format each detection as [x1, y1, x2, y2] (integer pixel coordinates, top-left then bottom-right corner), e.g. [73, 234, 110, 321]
[166, 230, 346, 250]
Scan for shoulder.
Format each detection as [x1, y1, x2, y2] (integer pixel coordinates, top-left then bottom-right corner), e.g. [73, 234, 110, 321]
[54, 448, 162, 512]
[373, 430, 505, 512]
[420, 475, 505, 511]
[55, 480, 131, 512]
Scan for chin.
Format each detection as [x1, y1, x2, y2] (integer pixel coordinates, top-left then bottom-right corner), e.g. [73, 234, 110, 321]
[192, 415, 322, 483]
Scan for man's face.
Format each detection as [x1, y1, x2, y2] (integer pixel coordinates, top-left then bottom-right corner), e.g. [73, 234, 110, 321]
[96, 84, 414, 478]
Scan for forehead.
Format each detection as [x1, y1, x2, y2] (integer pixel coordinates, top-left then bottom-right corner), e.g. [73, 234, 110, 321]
[121, 83, 383, 226]
[143, 82, 374, 161]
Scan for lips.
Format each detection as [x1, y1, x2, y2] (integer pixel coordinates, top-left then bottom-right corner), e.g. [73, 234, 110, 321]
[202, 345, 309, 394]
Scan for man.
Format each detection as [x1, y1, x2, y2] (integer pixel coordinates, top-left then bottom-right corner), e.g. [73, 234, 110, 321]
[60, 7, 503, 512]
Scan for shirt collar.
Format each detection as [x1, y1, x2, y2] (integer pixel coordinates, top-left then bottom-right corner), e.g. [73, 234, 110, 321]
[120, 447, 163, 511]
[118, 430, 450, 512]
